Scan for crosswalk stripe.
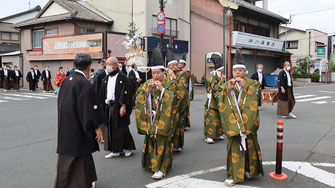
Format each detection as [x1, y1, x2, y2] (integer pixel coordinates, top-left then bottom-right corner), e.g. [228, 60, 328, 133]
[319, 91, 335, 94]
[3, 94, 48, 99]
[27, 93, 58, 98]
[0, 100, 8, 103]
[295, 95, 315, 99]
[0, 96, 29, 101]
[296, 96, 332, 102]
[312, 101, 328, 104]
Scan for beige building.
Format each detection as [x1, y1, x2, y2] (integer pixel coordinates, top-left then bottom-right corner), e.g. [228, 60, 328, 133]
[279, 26, 328, 69]
[86, 0, 191, 69]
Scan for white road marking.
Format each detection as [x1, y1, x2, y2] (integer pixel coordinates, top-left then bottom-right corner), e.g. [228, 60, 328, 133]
[296, 96, 332, 102]
[294, 95, 315, 99]
[319, 90, 335, 94]
[0, 100, 8, 103]
[332, 101, 335, 103]
[282, 162, 335, 187]
[27, 93, 58, 98]
[312, 101, 328, 104]
[0, 96, 29, 101]
[146, 161, 335, 188]
[3, 93, 48, 99]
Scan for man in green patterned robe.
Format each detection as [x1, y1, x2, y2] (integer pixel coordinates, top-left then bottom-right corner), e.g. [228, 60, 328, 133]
[204, 54, 225, 144]
[217, 49, 263, 186]
[135, 47, 180, 179]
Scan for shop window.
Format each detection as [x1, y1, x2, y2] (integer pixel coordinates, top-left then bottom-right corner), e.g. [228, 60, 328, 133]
[315, 42, 324, 52]
[33, 29, 44, 48]
[46, 28, 58, 36]
[11, 33, 19, 40]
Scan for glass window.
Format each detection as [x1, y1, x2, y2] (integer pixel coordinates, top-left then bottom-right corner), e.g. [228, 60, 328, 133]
[152, 15, 158, 34]
[46, 28, 57, 36]
[171, 19, 177, 37]
[11, 33, 19, 40]
[1, 32, 11, 40]
[86, 28, 96, 33]
[315, 42, 324, 52]
[165, 19, 171, 36]
[286, 41, 298, 49]
[33, 29, 44, 48]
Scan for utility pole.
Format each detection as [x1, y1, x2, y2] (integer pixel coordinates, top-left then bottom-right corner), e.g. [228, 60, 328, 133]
[159, 0, 165, 57]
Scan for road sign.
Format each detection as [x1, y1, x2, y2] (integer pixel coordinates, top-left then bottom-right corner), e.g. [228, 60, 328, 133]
[157, 24, 165, 34]
[317, 46, 325, 57]
[157, 12, 165, 21]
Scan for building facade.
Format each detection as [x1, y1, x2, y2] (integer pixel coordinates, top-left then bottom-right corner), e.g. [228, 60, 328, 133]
[279, 26, 328, 70]
[191, 0, 289, 80]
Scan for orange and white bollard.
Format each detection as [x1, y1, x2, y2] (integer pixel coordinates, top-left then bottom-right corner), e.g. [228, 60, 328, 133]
[269, 120, 288, 180]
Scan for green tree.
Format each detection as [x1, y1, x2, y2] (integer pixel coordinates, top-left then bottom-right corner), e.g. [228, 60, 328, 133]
[127, 21, 139, 38]
[328, 54, 335, 72]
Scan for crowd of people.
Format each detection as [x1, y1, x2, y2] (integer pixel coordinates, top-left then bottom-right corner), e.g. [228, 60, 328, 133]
[54, 48, 297, 187]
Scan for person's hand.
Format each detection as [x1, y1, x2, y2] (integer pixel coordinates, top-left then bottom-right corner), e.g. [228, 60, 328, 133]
[145, 68, 151, 74]
[120, 105, 126, 117]
[137, 78, 142, 82]
[228, 79, 235, 90]
[235, 77, 244, 87]
[95, 128, 103, 142]
[221, 75, 226, 82]
[154, 81, 163, 91]
[147, 80, 154, 93]
[168, 70, 176, 79]
[281, 87, 285, 93]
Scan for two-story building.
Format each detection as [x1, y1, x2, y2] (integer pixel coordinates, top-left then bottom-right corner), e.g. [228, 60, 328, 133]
[279, 26, 328, 70]
[14, 0, 115, 86]
[85, 0, 191, 68]
[191, 0, 289, 80]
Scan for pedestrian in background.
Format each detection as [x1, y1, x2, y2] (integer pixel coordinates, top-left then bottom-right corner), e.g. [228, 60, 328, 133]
[34, 65, 41, 89]
[12, 65, 22, 92]
[54, 67, 66, 94]
[3, 65, 11, 92]
[251, 64, 267, 110]
[26, 68, 36, 91]
[277, 61, 297, 119]
[55, 53, 106, 188]
[41, 66, 53, 93]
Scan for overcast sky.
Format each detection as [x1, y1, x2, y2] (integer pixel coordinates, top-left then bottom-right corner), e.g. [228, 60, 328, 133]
[1, 0, 335, 34]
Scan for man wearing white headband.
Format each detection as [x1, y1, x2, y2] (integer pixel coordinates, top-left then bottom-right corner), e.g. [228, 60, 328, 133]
[135, 47, 180, 179]
[277, 61, 296, 119]
[216, 49, 263, 186]
[204, 54, 226, 144]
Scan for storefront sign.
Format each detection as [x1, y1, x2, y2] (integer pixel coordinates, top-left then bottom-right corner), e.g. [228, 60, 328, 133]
[317, 47, 325, 57]
[232, 31, 284, 52]
[43, 33, 103, 55]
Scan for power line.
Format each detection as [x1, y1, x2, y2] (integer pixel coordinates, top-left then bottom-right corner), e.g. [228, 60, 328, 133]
[292, 7, 335, 16]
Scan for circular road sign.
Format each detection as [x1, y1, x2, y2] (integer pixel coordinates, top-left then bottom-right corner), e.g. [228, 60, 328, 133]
[157, 12, 165, 21]
[157, 24, 165, 34]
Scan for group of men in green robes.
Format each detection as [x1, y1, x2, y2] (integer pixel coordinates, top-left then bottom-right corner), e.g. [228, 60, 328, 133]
[204, 49, 263, 186]
[135, 47, 193, 179]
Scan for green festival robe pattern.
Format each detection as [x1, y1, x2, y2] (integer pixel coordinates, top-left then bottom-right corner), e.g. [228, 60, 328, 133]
[204, 74, 224, 139]
[169, 72, 189, 149]
[135, 77, 180, 173]
[216, 77, 264, 182]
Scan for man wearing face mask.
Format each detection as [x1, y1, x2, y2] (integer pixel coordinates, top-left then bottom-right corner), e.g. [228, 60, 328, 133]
[277, 61, 297, 119]
[97, 56, 135, 159]
[251, 64, 267, 110]
[12, 66, 22, 91]
[41, 66, 53, 93]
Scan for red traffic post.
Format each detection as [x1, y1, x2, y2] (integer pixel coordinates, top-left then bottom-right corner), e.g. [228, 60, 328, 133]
[269, 120, 288, 180]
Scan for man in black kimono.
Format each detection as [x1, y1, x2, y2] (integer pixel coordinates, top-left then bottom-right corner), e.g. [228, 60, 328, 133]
[3, 65, 11, 91]
[34, 65, 41, 89]
[12, 66, 22, 91]
[55, 53, 106, 188]
[98, 56, 136, 158]
[128, 63, 142, 107]
[251, 64, 267, 110]
[26, 68, 36, 91]
[41, 66, 54, 93]
[0, 66, 4, 88]
[277, 61, 297, 119]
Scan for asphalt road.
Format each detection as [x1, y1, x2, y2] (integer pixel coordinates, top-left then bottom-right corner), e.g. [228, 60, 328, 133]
[0, 84, 334, 188]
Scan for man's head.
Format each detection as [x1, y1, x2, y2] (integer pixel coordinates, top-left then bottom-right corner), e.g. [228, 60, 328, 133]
[34, 65, 38, 69]
[178, 61, 186, 70]
[74, 53, 92, 72]
[232, 66, 246, 79]
[7, 66, 11, 70]
[151, 68, 165, 82]
[14, 65, 18, 70]
[30, 67, 34, 72]
[257, 64, 263, 73]
[45, 65, 49, 70]
[283, 61, 291, 71]
[106, 57, 119, 73]
[168, 61, 178, 72]
[131, 63, 137, 70]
